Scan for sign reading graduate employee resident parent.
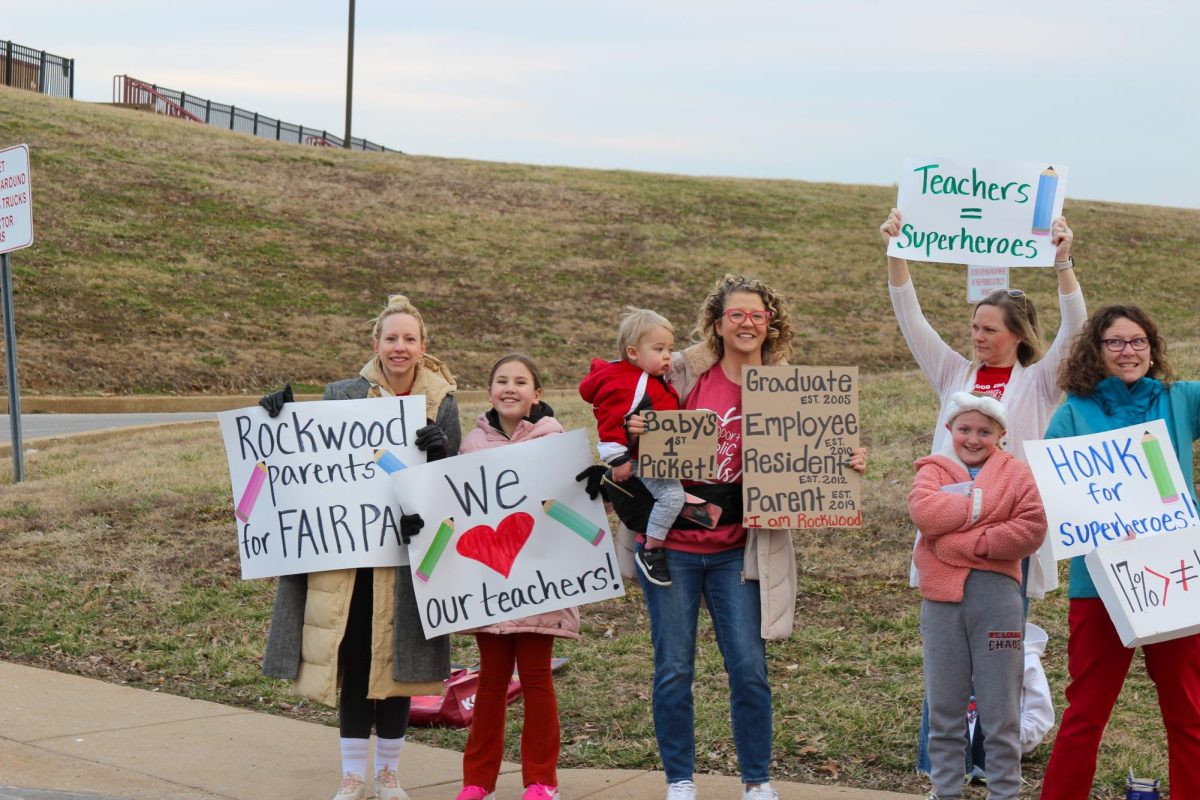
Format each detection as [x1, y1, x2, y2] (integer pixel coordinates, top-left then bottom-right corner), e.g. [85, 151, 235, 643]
[391, 429, 625, 637]
[741, 366, 862, 529]
[1026, 419, 1200, 561]
[1085, 530, 1200, 647]
[888, 157, 1069, 267]
[217, 397, 426, 579]
[638, 410, 719, 480]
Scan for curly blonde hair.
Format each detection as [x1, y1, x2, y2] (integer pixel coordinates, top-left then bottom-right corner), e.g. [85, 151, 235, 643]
[371, 294, 427, 343]
[694, 274, 794, 363]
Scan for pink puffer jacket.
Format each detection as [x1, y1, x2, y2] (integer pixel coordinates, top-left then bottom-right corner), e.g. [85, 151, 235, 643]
[459, 405, 580, 639]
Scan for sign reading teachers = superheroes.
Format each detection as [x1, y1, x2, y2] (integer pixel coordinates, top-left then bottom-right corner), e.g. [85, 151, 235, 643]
[217, 397, 426, 579]
[740, 366, 862, 529]
[391, 429, 625, 637]
[888, 156, 1069, 267]
[1026, 419, 1200, 561]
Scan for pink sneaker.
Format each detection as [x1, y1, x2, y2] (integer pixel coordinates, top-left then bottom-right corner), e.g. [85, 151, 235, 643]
[455, 786, 495, 800]
[522, 784, 559, 800]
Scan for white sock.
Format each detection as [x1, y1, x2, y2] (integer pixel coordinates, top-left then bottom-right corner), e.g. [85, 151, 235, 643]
[339, 737, 369, 778]
[375, 735, 405, 774]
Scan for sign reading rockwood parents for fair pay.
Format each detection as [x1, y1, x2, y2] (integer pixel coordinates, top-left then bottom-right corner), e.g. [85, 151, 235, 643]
[217, 397, 427, 579]
[1025, 419, 1200, 561]
[638, 410, 719, 480]
[888, 157, 1069, 268]
[741, 366, 861, 529]
[391, 429, 624, 637]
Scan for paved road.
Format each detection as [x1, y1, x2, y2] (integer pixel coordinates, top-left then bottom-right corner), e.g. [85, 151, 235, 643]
[0, 412, 218, 446]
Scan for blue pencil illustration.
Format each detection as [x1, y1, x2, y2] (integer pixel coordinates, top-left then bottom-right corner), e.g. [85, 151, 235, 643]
[1031, 166, 1058, 235]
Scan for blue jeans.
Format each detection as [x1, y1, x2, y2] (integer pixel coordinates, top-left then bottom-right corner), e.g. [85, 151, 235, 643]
[638, 544, 772, 784]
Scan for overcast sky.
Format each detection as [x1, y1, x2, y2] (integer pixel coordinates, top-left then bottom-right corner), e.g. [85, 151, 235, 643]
[6, 1, 1200, 208]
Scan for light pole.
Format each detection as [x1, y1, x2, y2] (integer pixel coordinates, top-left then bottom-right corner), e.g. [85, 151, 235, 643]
[344, 0, 355, 149]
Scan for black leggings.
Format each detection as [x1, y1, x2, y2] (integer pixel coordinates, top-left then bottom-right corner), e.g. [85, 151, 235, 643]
[338, 569, 411, 739]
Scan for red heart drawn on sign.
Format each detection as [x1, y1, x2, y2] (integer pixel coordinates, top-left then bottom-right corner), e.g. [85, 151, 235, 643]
[455, 512, 535, 578]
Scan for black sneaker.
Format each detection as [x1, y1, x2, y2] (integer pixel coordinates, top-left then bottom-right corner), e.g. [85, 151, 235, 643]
[635, 546, 672, 586]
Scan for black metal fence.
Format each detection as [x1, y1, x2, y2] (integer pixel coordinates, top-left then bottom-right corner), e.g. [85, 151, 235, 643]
[114, 75, 396, 153]
[1, 40, 74, 98]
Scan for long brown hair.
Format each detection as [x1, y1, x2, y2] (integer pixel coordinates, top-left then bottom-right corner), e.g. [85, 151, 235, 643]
[1059, 304, 1173, 396]
[973, 289, 1044, 366]
[695, 274, 794, 363]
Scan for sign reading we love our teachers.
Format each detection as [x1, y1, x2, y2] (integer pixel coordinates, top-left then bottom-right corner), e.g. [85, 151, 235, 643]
[217, 397, 426, 579]
[1026, 419, 1200, 561]
[391, 429, 625, 637]
[888, 157, 1069, 267]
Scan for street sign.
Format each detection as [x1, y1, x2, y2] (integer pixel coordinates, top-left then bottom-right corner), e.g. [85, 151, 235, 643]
[0, 143, 33, 254]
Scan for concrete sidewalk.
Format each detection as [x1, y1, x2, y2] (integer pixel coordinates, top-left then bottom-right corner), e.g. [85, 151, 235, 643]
[0, 661, 921, 800]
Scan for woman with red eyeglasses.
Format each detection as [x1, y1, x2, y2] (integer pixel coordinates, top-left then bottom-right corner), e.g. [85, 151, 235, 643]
[880, 210, 1086, 784]
[620, 274, 867, 800]
[1039, 304, 1200, 799]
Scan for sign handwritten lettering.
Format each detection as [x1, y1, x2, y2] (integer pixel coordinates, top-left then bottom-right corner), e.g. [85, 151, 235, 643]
[1026, 419, 1200, 561]
[638, 410, 718, 480]
[740, 365, 862, 529]
[391, 429, 625, 637]
[217, 397, 426, 579]
[888, 157, 1069, 267]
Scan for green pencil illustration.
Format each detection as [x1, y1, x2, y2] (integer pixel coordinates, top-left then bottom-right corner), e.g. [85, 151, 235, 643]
[415, 517, 455, 582]
[1141, 430, 1179, 504]
[541, 499, 605, 546]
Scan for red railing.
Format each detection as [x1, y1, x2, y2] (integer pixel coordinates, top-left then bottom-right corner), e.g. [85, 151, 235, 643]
[112, 75, 203, 122]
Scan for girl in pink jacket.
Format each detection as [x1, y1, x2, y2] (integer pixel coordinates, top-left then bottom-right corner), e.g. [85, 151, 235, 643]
[907, 392, 1046, 800]
[455, 354, 579, 800]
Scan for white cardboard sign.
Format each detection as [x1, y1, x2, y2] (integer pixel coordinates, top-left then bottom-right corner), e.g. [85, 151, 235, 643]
[888, 156, 1068, 267]
[1085, 530, 1200, 647]
[966, 265, 1009, 302]
[391, 429, 625, 637]
[1026, 419, 1200, 561]
[217, 397, 427, 579]
[0, 143, 33, 254]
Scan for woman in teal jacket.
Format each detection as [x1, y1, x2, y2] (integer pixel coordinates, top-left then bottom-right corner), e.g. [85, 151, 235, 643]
[1039, 304, 1200, 799]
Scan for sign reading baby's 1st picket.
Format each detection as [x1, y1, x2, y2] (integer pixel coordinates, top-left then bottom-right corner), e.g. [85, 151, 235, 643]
[217, 397, 426, 579]
[741, 366, 862, 529]
[1026, 419, 1200, 561]
[391, 429, 624, 637]
[638, 410, 718, 480]
[888, 157, 1069, 267]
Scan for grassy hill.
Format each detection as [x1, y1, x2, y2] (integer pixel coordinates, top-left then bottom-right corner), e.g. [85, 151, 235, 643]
[5, 84, 1200, 395]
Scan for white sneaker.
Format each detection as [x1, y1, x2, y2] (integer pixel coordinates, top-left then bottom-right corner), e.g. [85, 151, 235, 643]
[667, 779, 697, 800]
[332, 773, 369, 800]
[375, 766, 411, 800]
[742, 783, 779, 800]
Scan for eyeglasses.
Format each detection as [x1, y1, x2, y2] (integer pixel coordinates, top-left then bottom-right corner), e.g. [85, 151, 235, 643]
[985, 289, 1026, 300]
[1101, 337, 1150, 352]
[723, 308, 773, 326]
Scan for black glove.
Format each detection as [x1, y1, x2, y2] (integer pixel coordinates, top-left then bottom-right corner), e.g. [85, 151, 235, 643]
[259, 383, 294, 418]
[575, 464, 608, 501]
[415, 424, 448, 461]
[400, 513, 424, 545]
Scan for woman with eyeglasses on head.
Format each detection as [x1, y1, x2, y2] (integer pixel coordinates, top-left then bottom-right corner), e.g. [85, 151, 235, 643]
[1038, 305, 1200, 799]
[880, 209, 1086, 780]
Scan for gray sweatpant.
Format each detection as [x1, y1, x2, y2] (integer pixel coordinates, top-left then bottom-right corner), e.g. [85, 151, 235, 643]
[638, 473, 686, 542]
[921, 570, 1024, 800]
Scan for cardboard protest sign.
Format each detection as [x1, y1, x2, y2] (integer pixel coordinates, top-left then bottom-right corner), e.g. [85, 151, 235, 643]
[741, 366, 862, 529]
[391, 429, 624, 637]
[967, 265, 1009, 302]
[638, 410, 718, 480]
[217, 397, 426, 579]
[888, 157, 1069, 267]
[1085, 530, 1200, 646]
[1026, 419, 1200, 561]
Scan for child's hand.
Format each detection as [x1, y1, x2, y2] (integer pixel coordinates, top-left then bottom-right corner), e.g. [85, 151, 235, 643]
[625, 413, 647, 437]
[846, 447, 868, 474]
[612, 461, 634, 482]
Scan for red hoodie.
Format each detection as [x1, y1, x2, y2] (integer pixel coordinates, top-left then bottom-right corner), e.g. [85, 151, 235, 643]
[578, 358, 680, 464]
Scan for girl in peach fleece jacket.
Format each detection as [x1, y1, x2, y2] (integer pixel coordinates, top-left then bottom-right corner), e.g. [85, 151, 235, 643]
[908, 391, 1046, 800]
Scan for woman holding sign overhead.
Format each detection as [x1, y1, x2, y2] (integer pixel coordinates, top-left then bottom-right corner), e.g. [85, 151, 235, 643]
[881, 209, 1085, 777]
[622, 275, 867, 800]
[260, 294, 460, 800]
[1039, 305, 1200, 799]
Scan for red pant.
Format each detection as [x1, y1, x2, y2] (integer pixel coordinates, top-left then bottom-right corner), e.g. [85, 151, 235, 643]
[462, 632, 559, 791]
[1040, 598, 1200, 800]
